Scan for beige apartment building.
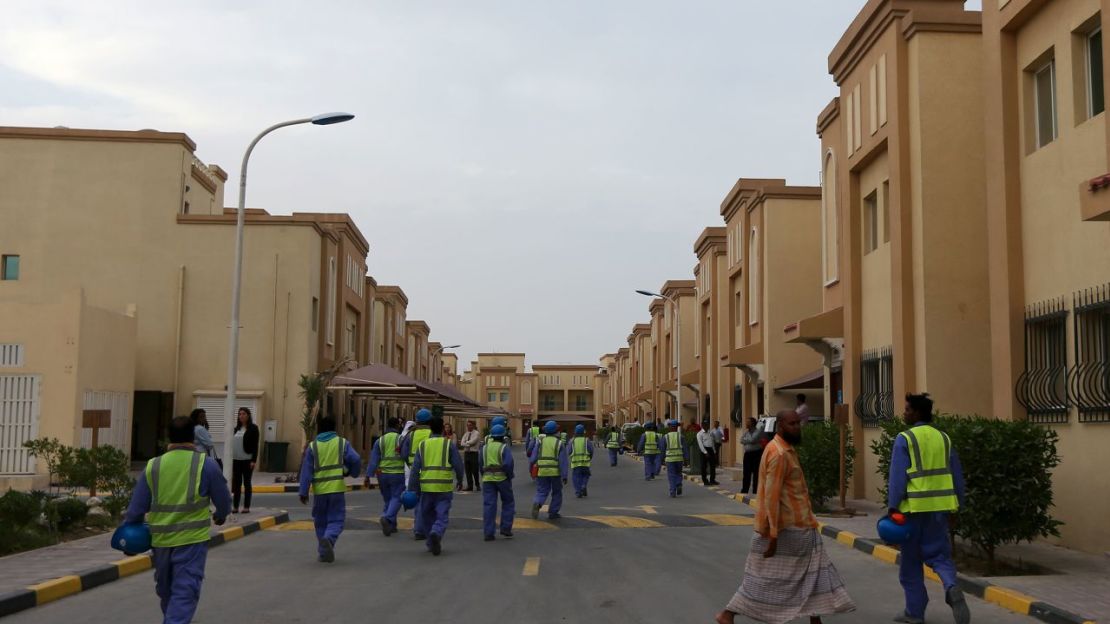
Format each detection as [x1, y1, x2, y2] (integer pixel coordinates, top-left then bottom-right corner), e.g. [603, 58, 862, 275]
[693, 228, 730, 455]
[982, 0, 1110, 552]
[0, 126, 456, 485]
[533, 365, 601, 433]
[652, 280, 698, 430]
[627, 324, 653, 423]
[722, 179, 825, 467]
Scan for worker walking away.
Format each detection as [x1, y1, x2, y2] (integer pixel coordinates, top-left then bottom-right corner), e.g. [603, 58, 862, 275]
[480, 424, 515, 541]
[637, 422, 662, 481]
[525, 422, 541, 453]
[605, 426, 621, 467]
[365, 416, 405, 536]
[400, 408, 434, 540]
[529, 421, 569, 520]
[407, 416, 464, 556]
[661, 420, 689, 498]
[299, 415, 361, 563]
[125, 416, 231, 624]
[889, 393, 969, 624]
[570, 424, 594, 498]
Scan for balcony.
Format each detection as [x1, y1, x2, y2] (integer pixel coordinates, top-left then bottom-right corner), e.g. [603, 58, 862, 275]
[1081, 175, 1110, 221]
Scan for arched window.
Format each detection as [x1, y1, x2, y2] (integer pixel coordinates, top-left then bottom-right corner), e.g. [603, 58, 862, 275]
[823, 150, 839, 283]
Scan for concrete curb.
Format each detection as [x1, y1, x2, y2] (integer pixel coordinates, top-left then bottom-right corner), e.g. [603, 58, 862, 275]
[0, 512, 290, 618]
[254, 483, 373, 494]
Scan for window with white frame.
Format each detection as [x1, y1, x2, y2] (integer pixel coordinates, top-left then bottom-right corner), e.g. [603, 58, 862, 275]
[326, 258, 337, 346]
[1088, 26, 1105, 119]
[748, 227, 759, 324]
[822, 152, 839, 284]
[1034, 58, 1058, 149]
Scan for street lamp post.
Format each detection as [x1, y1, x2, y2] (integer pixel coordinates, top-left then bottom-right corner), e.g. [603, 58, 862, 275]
[636, 290, 681, 428]
[221, 112, 354, 480]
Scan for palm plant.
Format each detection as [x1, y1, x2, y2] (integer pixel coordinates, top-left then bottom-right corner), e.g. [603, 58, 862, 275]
[296, 357, 356, 450]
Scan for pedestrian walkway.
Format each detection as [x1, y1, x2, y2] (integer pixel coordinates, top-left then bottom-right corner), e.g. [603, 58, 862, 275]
[673, 457, 1108, 624]
[0, 508, 288, 617]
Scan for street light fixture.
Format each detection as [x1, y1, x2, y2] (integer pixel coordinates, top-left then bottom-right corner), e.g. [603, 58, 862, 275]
[636, 289, 682, 428]
[221, 112, 354, 480]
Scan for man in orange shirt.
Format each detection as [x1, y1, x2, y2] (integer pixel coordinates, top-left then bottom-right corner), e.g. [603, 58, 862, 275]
[716, 411, 855, 624]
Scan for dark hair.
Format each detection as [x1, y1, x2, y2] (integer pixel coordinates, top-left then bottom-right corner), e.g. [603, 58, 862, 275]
[189, 408, 207, 428]
[430, 417, 445, 435]
[317, 415, 337, 434]
[906, 393, 934, 422]
[169, 416, 196, 444]
[386, 416, 401, 431]
[234, 406, 253, 432]
[796, 393, 807, 404]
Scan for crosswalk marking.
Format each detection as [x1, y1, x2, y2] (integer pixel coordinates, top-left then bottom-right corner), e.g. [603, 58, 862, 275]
[273, 513, 754, 532]
[691, 514, 755, 526]
[601, 505, 658, 515]
[575, 515, 663, 529]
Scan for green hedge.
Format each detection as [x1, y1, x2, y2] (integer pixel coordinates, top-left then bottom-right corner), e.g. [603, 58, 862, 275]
[872, 415, 1062, 570]
[797, 421, 855, 512]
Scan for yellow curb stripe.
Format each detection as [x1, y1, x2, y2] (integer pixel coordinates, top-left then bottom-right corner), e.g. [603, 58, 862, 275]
[30, 576, 81, 605]
[220, 526, 245, 541]
[835, 531, 858, 547]
[924, 566, 941, 583]
[257, 516, 276, 530]
[872, 545, 899, 564]
[692, 514, 754, 526]
[115, 555, 152, 577]
[522, 557, 541, 576]
[252, 485, 287, 493]
[983, 586, 1036, 615]
[575, 515, 663, 529]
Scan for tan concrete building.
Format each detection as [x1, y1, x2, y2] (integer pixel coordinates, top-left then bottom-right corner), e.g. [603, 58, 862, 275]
[784, 1, 992, 504]
[653, 280, 699, 430]
[982, 0, 1110, 552]
[533, 364, 602, 434]
[722, 179, 825, 467]
[693, 228, 730, 451]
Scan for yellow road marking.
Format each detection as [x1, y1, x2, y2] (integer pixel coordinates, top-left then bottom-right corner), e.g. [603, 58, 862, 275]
[983, 586, 1036, 614]
[512, 518, 558, 530]
[115, 555, 152, 577]
[30, 576, 81, 604]
[924, 566, 941, 582]
[691, 514, 754, 526]
[272, 520, 316, 531]
[576, 515, 664, 529]
[252, 485, 288, 493]
[602, 505, 658, 515]
[522, 557, 541, 576]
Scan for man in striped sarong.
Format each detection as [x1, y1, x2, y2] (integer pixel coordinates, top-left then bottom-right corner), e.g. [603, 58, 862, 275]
[717, 411, 855, 624]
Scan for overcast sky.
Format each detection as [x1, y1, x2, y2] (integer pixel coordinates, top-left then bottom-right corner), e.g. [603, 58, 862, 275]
[3, 1, 980, 372]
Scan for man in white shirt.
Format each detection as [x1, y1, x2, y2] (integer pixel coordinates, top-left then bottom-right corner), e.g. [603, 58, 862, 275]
[696, 424, 719, 486]
[460, 421, 483, 491]
[795, 394, 810, 421]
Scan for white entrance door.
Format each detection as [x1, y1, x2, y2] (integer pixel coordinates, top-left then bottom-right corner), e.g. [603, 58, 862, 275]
[0, 375, 41, 474]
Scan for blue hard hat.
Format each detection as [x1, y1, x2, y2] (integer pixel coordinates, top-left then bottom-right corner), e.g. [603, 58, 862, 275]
[401, 491, 420, 511]
[111, 523, 151, 555]
[490, 424, 507, 438]
[645, 422, 656, 430]
[492, 416, 507, 427]
[668, 420, 679, 428]
[877, 514, 911, 545]
[575, 424, 586, 434]
[544, 421, 558, 434]
[415, 408, 432, 423]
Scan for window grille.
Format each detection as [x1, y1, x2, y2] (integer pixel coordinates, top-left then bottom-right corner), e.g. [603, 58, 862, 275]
[855, 347, 893, 427]
[1070, 284, 1110, 423]
[1016, 298, 1069, 423]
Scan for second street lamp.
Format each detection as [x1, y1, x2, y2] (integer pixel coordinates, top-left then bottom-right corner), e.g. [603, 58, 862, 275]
[221, 112, 355, 480]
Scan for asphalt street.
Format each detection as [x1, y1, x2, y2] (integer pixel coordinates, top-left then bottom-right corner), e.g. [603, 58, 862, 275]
[8, 446, 1033, 623]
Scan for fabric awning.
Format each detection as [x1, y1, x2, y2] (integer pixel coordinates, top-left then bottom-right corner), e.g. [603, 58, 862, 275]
[775, 369, 825, 390]
[330, 363, 481, 408]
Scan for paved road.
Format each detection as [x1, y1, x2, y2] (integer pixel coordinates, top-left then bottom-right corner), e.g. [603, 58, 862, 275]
[9, 447, 1033, 623]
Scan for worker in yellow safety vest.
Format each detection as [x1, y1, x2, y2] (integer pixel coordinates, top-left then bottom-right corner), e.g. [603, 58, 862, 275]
[407, 415, 464, 556]
[299, 415, 362, 563]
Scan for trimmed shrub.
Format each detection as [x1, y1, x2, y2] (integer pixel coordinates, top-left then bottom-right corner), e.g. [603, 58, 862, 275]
[872, 415, 1063, 572]
[0, 490, 44, 529]
[623, 426, 646, 453]
[50, 497, 89, 532]
[796, 421, 855, 512]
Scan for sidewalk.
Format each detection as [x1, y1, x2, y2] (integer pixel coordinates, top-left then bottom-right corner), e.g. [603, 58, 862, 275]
[683, 459, 1107, 623]
[251, 472, 376, 493]
[0, 507, 289, 618]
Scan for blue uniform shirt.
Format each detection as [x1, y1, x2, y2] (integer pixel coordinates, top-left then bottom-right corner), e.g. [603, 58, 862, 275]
[887, 422, 966, 511]
[298, 432, 363, 498]
[125, 447, 232, 526]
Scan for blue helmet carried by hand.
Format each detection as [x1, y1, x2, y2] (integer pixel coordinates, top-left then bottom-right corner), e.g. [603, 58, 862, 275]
[490, 424, 507, 438]
[877, 513, 911, 545]
[415, 409, 432, 423]
[401, 491, 420, 511]
[544, 421, 558, 434]
[111, 523, 151, 555]
[575, 424, 586, 434]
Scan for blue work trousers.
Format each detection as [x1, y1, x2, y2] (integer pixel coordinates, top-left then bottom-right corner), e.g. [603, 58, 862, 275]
[152, 542, 208, 624]
[608, 448, 619, 466]
[313, 492, 346, 555]
[533, 476, 563, 516]
[572, 467, 591, 496]
[900, 512, 959, 620]
[378, 473, 405, 526]
[666, 461, 684, 496]
[481, 480, 515, 537]
[643, 454, 661, 479]
[418, 491, 454, 548]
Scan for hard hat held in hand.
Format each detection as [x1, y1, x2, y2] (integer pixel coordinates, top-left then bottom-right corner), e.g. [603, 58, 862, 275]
[401, 491, 419, 511]
[877, 513, 911, 545]
[111, 523, 152, 555]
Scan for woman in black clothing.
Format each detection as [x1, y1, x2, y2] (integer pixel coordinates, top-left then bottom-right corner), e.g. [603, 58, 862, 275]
[231, 407, 260, 513]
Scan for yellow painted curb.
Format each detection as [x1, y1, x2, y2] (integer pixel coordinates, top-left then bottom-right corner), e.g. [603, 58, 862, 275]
[835, 531, 858, 547]
[983, 586, 1036, 614]
[692, 514, 754, 526]
[257, 516, 276, 529]
[576, 515, 663, 529]
[924, 566, 941, 583]
[872, 545, 899, 564]
[220, 526, 245, 541]
[30, 576, 81, 605]
[253, 485, 287, 493]
[115, 555, 152, 577]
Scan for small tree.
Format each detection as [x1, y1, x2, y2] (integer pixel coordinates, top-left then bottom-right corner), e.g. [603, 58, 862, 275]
[873, 415, 1063, 573]
[23, 438, 72, 493]
[796, 421, 855, 512]
[297, 357, 355, 451]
